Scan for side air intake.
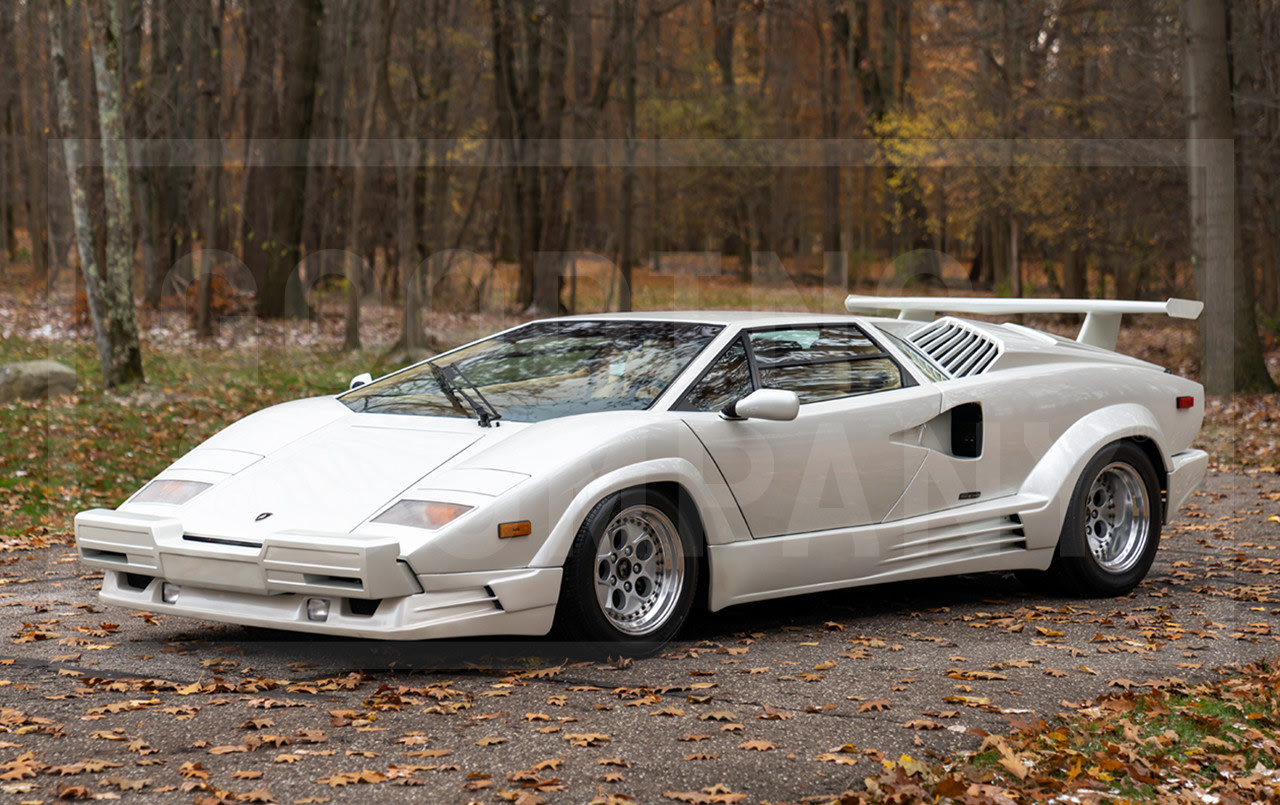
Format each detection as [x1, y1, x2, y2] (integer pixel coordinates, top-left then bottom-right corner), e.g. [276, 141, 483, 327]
[909, 318, 1002, 377]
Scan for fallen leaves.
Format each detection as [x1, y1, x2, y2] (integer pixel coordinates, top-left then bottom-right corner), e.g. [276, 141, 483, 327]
[946, 669, 1009, 682]
[316, 769, 387, 787]
[901, 719, 944, 731]
[737, 740, 775, 751]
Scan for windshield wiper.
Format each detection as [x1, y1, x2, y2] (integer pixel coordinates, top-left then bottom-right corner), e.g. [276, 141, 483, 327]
[426, 360, 502, 428]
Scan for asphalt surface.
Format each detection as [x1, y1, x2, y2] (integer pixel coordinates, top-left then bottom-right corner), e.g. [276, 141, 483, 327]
[2, 469, 1279, 804]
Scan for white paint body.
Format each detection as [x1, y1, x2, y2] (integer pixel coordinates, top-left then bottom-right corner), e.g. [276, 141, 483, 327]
[75, 305, 1208, 640]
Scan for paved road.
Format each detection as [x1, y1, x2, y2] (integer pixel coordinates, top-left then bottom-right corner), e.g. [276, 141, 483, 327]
[2, 469, 1278, 803]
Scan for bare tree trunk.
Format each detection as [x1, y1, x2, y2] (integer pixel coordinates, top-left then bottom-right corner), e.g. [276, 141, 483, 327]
[240, 0, 274, 308]
[618, 0, 637, 312]
[1262, 168, 1280, 320]
[1010, 214, 1021, 297]
[822, 1, 848, 284]
[86, 0, 142, 384]
[1182, 0, 1275, 392]
[423, 0, 458, 310]
[533, 0, 570, 315]
[245, 0, 322, 319]
[20, 0, 50, 283]
[53, 0, 144, 389]
[158, 1, 194, 307]
[0, 2, 19, 267]
[139, 1, 168, 308]
[1063, 248, 1086, 299]
[196, 0, 224, 338]
[119, 0, 155, 309]
[343, 1, 388, 352]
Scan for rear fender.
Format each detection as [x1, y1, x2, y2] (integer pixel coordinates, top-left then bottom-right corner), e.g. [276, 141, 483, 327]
[1016, 403, 1166, 553]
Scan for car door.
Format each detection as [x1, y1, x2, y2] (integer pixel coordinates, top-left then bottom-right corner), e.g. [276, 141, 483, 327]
[677, 325, 941, 539]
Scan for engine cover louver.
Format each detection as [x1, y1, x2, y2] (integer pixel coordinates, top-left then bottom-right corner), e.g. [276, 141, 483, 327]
[909, 317, 1002, 377]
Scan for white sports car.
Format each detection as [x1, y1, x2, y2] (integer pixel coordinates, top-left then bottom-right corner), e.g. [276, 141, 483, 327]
[75, 295, 1208, 648]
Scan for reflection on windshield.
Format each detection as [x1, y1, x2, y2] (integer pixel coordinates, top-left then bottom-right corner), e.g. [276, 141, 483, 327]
[340, 320, 722, 423]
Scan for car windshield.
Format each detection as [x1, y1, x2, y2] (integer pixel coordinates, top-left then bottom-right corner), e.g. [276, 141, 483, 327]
[340, 320, 723, 423]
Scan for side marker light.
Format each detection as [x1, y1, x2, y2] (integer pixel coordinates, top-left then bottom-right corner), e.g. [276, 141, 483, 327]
[499, 521, 532, 539]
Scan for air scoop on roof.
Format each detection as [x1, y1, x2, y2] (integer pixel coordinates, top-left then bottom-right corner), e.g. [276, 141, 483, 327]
[909, 318, 1001, 377]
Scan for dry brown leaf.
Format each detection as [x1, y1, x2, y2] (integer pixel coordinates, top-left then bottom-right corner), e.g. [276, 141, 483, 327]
[564, 733, 610, 747]
[902, 719, 944, 730]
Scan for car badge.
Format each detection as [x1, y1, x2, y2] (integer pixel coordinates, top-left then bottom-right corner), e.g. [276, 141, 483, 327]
[255, 512, 273, 522]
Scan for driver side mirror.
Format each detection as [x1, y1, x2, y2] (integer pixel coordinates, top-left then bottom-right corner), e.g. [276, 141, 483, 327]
[349, 372, 373, 390]
[720, 388, 799, 422]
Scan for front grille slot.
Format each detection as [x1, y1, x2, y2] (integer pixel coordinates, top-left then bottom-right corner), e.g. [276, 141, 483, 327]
[303, 574, 362, 591]
[183, 534, 262, 549]
[83, 548, 129, 563]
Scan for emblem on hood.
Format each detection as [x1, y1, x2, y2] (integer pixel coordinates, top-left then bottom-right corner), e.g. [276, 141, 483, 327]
[255, 512, 273, 522]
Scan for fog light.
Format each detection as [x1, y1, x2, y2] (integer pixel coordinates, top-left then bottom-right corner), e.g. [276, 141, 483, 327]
[161, 582, 180, 604]
[306, 598, 330, 622]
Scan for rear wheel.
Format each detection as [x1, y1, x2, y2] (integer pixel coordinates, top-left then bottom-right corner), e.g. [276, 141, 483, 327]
[555, 488, 700, 649]
[1050, 442, 1161, 596]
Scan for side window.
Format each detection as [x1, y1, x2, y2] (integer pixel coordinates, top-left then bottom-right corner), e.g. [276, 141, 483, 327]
[750, 326, 902, 403]
[676, 339, 754, 412]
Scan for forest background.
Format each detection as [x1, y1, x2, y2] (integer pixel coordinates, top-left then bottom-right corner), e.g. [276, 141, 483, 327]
[0, 0, 1277, 395]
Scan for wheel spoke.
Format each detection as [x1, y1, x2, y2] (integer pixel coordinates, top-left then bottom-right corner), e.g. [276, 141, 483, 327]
[591, 504, 685, 636]
[1082, 462, 1150, 575]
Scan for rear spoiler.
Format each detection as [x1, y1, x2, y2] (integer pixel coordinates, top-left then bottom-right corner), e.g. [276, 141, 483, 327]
[844, 295, 1203, 351]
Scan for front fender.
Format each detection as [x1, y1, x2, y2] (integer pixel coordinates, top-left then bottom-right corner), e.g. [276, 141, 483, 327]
[1017, 403, 1166, 553]
[528, 455, 749, 570]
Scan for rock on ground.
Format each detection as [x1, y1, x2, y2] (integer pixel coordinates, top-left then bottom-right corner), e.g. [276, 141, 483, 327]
[0, 359, 76, 402]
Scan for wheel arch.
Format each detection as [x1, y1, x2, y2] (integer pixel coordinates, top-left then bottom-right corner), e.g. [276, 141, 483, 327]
[1124, 435, 1169, 523]
[528, 458, 741, 571]
[1017, 403, 1170, 553]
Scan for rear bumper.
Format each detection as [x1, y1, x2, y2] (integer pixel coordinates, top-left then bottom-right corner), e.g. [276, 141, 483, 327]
[75, 508, 560, 640]
[1167, 448, 1209, 515]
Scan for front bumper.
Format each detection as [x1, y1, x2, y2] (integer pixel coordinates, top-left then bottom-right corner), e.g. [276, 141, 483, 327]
[75, 508, 561, 639]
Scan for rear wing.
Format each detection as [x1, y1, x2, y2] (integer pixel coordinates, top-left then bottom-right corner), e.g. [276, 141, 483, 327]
[844, 294, 1203, 351]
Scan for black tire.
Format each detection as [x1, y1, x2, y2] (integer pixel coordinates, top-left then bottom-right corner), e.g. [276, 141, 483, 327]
[1049, 441, 1161, 597]
[554, 487, 701, 649]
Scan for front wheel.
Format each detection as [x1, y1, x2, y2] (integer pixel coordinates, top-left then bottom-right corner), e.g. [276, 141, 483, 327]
[555, 488, 700, 649]
[1050, 442, 1161, 596]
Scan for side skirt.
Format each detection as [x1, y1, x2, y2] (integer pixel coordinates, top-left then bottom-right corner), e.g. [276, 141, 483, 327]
[706, 494, 1055, 611]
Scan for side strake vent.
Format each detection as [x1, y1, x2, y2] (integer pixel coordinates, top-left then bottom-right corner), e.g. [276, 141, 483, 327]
[909, 318, 1002, 377]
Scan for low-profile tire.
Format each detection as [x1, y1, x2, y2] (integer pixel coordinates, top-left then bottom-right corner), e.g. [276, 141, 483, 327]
[1049, 441, 1161, 597]
[554, 487, 701, 650]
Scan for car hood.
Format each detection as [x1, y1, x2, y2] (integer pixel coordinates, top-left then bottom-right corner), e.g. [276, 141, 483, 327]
[145, 398, 491, 537]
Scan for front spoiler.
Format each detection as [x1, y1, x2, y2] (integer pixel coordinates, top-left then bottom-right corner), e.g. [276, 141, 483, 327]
[75, 508, 421, 598]
[76, 508, 561, 639]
